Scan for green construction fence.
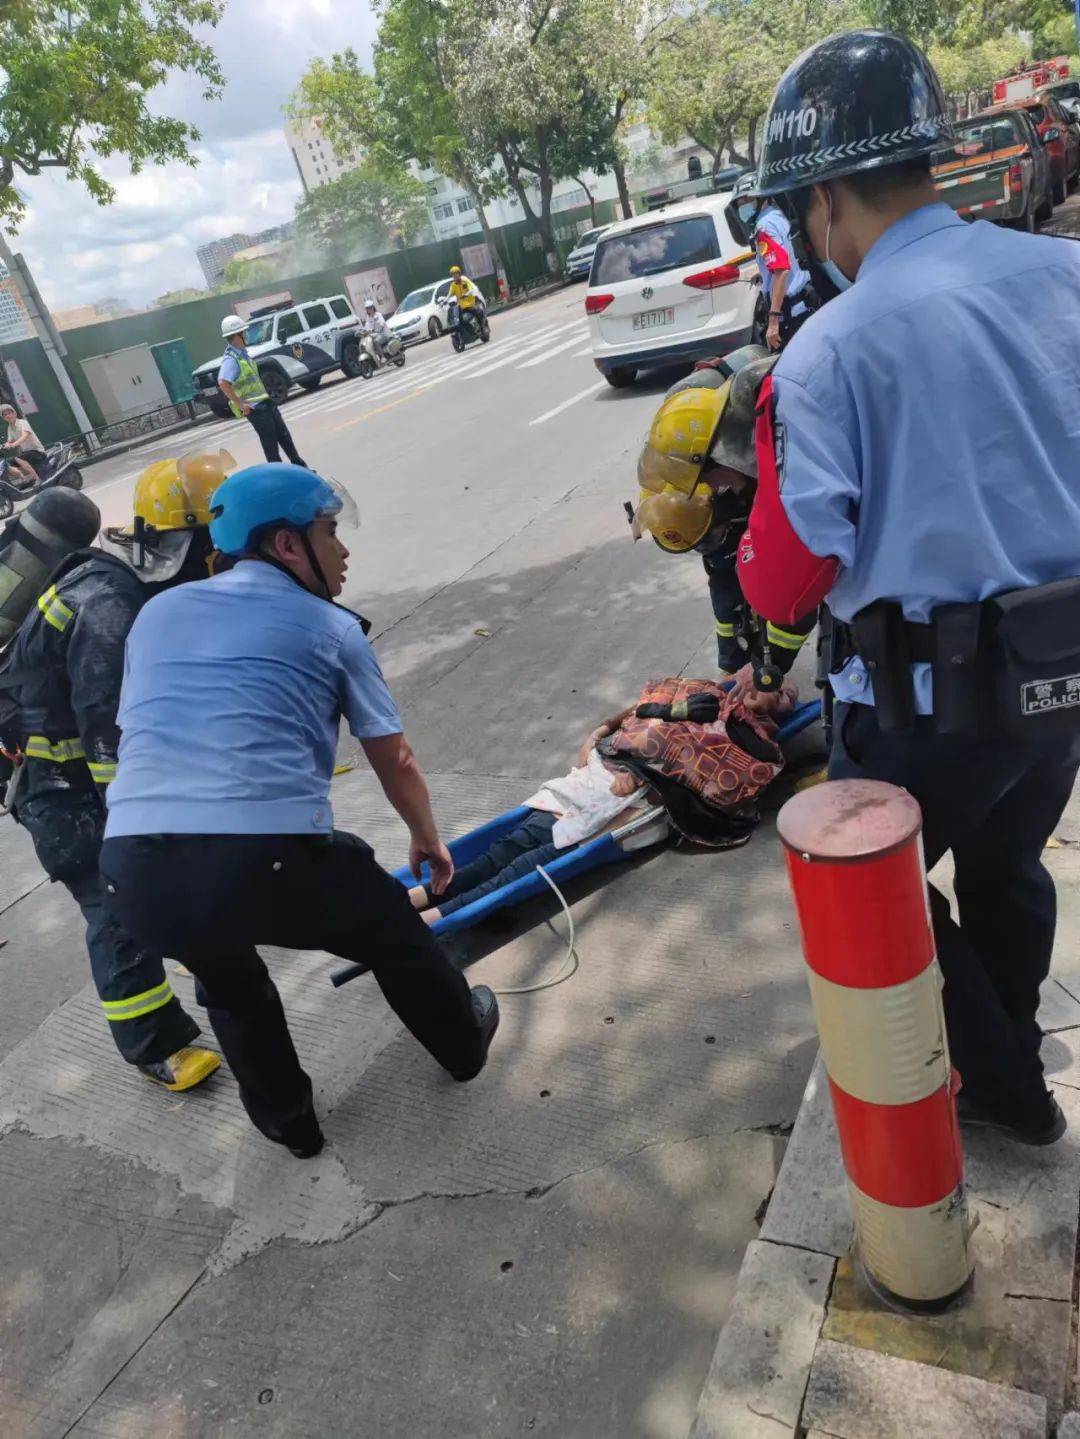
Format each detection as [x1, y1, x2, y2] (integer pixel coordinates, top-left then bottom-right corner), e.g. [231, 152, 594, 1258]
[3, 196, 625, 446]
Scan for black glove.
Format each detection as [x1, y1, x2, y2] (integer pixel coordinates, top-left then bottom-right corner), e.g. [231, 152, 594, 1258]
[636, 693, 721, 724]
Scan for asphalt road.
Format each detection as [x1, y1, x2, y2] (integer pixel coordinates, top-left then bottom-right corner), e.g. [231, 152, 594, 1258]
[0, 285, 819, 1438]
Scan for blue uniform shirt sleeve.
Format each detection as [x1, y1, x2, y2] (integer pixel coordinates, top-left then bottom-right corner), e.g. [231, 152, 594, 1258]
[218, 351, 240, 384]
[339, 624, 403, 739]
[772, 373, 861, 566]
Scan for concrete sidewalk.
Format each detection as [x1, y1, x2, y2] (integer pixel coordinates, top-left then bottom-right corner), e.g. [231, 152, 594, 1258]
[0, 441, 821, 1436]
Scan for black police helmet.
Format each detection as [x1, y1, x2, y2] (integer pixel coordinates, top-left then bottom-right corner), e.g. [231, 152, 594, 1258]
[757, 29, 953, 197]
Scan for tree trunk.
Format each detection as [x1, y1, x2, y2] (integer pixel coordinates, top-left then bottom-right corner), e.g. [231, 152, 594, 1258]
[499, 141, 556, 274]
[610, 94, 633, 218]
[464, 174, 507, 279]
[612, 153, 632, 219]
[573, 174, 597, 225]
[747, 113, 760, 166]
[536, 132, 558, 274]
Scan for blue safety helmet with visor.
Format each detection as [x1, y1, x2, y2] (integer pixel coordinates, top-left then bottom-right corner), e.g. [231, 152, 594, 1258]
[209, 464, 360, 601]
[210, 464, 357, 555]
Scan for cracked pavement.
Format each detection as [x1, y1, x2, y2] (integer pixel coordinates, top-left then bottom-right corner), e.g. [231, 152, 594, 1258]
[0, 290, 821, 1438]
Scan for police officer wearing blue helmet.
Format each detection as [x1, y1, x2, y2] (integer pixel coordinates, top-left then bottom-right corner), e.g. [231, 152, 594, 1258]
[99, 464, 499, 1158]
[737, 31, 1080, 1146]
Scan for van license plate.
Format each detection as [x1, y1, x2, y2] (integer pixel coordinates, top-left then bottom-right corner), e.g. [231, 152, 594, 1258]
[634, 307, 675, 330]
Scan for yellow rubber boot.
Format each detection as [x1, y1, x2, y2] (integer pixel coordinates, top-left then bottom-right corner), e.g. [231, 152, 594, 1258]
[138, 1046, 221, 1092]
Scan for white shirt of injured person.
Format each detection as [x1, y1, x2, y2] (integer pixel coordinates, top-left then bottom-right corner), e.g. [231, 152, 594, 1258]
[524, 749, 648, 848]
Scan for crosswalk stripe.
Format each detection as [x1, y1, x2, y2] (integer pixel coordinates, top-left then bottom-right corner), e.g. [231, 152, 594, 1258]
[314, 323, 566, 414]
[461, 319, 586, 380]
[516, 330, 589, 368]
[294, 322, 564, 416]
[85, 309, 582, 490]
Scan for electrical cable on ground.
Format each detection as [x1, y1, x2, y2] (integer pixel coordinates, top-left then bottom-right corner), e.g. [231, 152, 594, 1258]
[494, 865, 579, 995]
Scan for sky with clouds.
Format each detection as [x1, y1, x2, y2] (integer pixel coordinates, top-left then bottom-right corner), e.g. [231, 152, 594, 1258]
[15, 0, 378, 312]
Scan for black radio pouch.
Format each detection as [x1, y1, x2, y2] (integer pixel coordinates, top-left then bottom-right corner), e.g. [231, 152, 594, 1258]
[851, 601, 916, 733]
[930, 603, 988, 737]
[990, 578, 1080, 740]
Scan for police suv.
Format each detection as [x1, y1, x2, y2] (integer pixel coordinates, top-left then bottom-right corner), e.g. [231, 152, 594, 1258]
[191, 295, 364, 418]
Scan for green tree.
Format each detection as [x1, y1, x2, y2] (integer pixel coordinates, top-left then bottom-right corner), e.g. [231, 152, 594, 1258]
[295, 162, 430, 259]
[291, 25, 508, 277]
[645, 0, 864, 170]
[0, 0, 224, 225]
[221, 254, 278, 287]
[568, 0, 680, 219]
[454, 0, 624, 267]
[929, 33, 1028, 98]
[156, 286, 211, 307]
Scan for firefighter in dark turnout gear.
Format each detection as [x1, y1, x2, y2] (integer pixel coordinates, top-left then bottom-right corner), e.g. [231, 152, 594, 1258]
[5, 453, 234, 1090]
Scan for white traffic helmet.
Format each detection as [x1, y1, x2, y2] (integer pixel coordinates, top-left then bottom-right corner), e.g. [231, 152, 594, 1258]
[364, 299, 376, 311]
[221, 313, 247, 338]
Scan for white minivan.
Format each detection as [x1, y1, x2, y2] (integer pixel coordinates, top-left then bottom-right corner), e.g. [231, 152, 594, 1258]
[585, 194, 757, 387]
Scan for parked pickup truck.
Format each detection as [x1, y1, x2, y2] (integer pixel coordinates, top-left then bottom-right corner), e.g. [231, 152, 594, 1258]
[932, 109, 1052, 231]
[191, 294, 364, 419]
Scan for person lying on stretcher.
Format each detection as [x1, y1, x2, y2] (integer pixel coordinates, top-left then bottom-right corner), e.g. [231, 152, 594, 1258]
[408, 678, 797, 923]
[408, 706, 651, 924]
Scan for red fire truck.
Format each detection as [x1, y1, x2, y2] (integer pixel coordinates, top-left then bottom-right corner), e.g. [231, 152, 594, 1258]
[993, 58, 1070, 104]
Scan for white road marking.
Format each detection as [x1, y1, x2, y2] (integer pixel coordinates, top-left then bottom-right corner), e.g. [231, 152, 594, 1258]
[529, 380, 606, 426]
[516, 330, 590, 368]
[573, 347, 593, 358]
[462, 319, 586, 380]
[300, 321, 567, 416]
[83, 306, 582, 491]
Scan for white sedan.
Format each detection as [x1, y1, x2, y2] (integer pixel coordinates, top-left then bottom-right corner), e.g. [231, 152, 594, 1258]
[387, 277, 486, 346]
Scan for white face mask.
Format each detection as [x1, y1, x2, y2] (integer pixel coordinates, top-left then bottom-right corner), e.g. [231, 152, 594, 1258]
[821, 188, 853, 293]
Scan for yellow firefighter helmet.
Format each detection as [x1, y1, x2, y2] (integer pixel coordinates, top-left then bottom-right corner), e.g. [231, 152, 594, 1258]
[635, 486, 716, 553]
[102, 449, 237, 582]
[637, 386, 729, 497]
[132, 449, 236, 532]
[632, 349, 775, 554]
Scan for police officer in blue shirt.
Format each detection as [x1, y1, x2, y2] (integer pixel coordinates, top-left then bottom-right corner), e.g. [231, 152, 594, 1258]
[738, 30, 1080, 1146]
[727, 173, 821, 351]
[100, 465, 499, 1158]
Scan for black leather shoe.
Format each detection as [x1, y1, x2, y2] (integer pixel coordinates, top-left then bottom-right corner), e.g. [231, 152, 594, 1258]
[450, 985, 500, 1082]
[285, 1124, 326, 1159]
[956, 1093, 1066, 1146]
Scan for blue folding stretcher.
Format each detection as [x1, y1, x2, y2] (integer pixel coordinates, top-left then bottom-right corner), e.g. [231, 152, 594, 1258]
[329, 697, 822, 987]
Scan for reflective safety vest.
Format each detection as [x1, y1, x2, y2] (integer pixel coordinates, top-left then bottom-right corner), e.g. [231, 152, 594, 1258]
[223, 347, 269, 417]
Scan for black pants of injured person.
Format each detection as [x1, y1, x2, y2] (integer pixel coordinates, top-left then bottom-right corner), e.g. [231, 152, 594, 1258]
[830, 702, 1079, 1130]
[100, 829, 488, 1150]
[15, 790, 199, 1064]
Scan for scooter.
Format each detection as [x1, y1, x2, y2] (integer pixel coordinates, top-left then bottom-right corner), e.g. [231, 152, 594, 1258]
[358, 330, 407, 379]
[0, 441, 84, 518]
[447, 297, 490, 352]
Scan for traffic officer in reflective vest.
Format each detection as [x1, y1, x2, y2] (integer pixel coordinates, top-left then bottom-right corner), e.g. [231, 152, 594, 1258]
[5, 456, 232, 1090]
[218, 314, 307, 468]
[738, 29, 1080, 1145]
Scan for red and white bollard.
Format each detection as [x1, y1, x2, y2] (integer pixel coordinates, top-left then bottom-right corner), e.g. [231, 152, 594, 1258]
[777, 778, 973, 1311]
